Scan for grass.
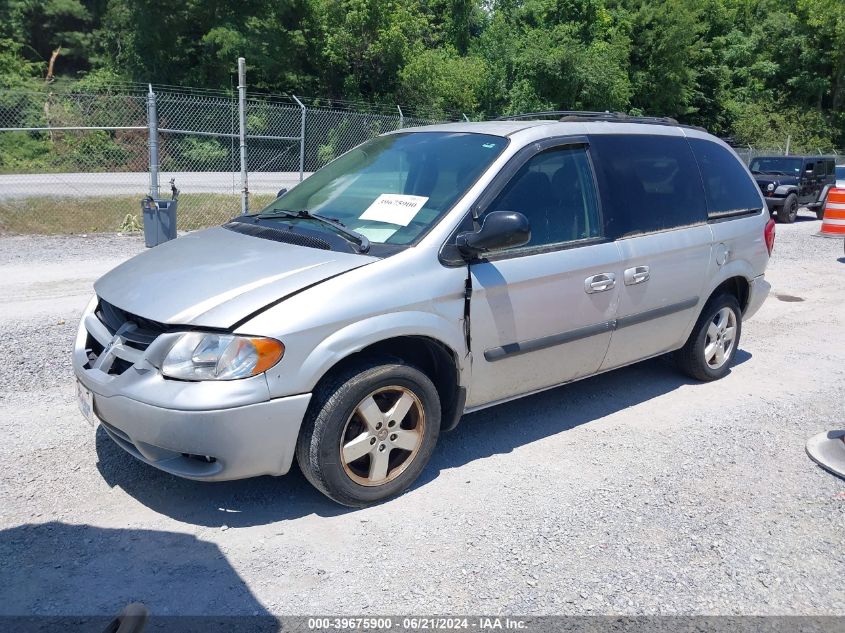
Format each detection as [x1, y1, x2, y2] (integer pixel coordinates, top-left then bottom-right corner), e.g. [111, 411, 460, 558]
[0, 193, 276, 234]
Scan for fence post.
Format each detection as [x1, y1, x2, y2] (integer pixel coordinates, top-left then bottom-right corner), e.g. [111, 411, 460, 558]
[238, 57, 249, 214]
[397, 105, 404, 129]
[292, 95, 306, 182]
[147, 84, 159, 198]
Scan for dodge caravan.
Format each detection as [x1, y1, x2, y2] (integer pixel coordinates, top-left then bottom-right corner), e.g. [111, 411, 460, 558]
[74, 113, 774, 506]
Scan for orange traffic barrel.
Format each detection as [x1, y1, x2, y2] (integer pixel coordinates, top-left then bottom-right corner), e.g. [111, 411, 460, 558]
[818, 187, 845, 237]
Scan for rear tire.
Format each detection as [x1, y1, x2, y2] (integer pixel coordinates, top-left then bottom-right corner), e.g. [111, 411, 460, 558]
[777, 193, 798, 223]
[674, 294, 742, 382]
[295, 357, 441, 507]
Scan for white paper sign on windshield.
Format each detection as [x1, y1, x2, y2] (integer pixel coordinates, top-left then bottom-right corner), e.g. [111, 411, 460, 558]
[360, 194, 429, 226]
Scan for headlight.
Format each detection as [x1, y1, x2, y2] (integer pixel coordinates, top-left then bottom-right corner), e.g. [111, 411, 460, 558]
[161, 332, 284, 381]
[767, 183, 775, 192]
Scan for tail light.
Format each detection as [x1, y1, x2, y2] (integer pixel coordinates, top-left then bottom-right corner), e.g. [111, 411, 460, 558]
[764, 218, 776, 255]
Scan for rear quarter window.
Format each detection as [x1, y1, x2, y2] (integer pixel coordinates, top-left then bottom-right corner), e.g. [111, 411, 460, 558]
[687, 138, 763, 218]
[589, 134, 706, 238]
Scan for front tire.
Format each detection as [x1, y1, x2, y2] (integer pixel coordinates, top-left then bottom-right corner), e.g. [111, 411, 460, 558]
[295, 357, 441, 507]
[674, 294, 742, 381]
[778, 193, 799, 223]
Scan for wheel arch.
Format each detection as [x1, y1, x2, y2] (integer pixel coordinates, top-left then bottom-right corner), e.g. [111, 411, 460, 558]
[298, 312, 468, 434]
[313, 335, 465, 433]
[705, 275, 751, 314]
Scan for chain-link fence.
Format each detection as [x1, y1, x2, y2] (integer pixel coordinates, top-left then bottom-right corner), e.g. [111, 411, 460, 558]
[0, 79, 452, 234]
[4, 84, 841, 237]
[732, 146, 845, 166]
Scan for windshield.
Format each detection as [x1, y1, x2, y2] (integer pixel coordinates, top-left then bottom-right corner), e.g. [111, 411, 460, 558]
[749, 157, 803, 175]
[258, 132, 508, 245]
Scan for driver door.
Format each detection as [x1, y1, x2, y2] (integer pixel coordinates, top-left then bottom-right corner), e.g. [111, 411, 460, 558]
[465, 141, 622, 408]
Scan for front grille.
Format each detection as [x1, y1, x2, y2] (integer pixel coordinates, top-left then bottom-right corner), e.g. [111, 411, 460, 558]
[96, 299, 170, 349]
[85, 298, 174, 375]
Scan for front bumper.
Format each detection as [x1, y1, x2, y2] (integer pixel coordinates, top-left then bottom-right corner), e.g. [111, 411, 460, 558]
[91, 391, 311, 480]
[743, 274, 771, 321]
[764, 196, 784, 211]
[73, 297, 311, 481]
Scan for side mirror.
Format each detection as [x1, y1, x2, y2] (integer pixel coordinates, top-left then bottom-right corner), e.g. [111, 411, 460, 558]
[277, 188, 288, 198]
[456, 211, 531, 257]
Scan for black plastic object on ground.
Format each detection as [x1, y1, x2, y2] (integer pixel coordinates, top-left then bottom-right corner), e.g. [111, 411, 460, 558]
[102, 602, 149, 633]
[141, 197, 177, 248]
[806, 430, 845, 480]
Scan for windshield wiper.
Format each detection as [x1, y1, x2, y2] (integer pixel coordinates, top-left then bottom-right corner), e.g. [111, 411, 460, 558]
[258, 209, 370, 253]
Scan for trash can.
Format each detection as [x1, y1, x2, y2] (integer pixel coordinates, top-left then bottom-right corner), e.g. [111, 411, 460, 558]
[141, 197, 177, 248]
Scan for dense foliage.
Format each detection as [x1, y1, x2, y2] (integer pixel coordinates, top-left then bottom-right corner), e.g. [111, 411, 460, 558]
[1, 0, 844, 149]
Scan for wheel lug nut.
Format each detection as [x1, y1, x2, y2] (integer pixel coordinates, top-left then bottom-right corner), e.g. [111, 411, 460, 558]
[388, 420, 395, 427]
[376, 422, 382, 430]
[379, 444, 386, 452]
[370, 437, 376, 445]
[390, 434, 397, 441]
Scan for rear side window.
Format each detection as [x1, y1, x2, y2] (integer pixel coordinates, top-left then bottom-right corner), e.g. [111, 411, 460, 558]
[688, 138, 763, 218]
[590, 134, 706, 238]
[827, 161, 835, 176]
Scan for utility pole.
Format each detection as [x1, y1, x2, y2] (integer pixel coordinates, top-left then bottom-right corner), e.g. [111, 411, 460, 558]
[238, 57, 249, 214]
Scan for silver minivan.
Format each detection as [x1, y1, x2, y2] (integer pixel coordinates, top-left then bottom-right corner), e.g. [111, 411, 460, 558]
[74, 114, 775, 506]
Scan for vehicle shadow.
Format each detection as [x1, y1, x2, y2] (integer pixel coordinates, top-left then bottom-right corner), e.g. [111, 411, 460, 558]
[97, 352, 750, 525]
[414, 350, 751, 488]
[0, 522, 276, 629]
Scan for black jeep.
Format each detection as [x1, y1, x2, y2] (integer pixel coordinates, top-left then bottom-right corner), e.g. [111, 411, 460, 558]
[749, 155, 836, 223]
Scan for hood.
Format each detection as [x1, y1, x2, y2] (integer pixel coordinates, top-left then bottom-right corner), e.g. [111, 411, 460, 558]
[754, 175, 798, 189]
[95, 227, 377, 328]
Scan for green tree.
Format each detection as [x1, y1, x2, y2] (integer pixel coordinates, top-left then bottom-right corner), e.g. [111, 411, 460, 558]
[314, 0, 429, 100]
[399, 46, 487, 113]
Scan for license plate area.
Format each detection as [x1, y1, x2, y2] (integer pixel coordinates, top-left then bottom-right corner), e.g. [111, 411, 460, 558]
[77, 380, 96, 428]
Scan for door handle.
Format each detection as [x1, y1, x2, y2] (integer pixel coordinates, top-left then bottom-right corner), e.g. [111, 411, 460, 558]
[585, 273, 616, 294]
[623, 265, 650, 285]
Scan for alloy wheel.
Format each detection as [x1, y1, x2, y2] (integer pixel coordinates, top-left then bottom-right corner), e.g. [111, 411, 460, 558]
[340, 386, 425, 486]
[704, 307, 737, 370]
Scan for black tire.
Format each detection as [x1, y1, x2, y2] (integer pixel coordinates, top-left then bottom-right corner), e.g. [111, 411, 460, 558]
[777, 193, 798, 223]
[295, 357, 441, 507]
[816, 196, 826, 220]
[674, 294, 742, 382]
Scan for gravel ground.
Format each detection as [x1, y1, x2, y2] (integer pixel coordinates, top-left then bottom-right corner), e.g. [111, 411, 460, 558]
[0, 215, 843, 618]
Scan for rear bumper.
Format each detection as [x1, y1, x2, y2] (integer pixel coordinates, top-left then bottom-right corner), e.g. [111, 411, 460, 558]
[743, 274, 770, 321]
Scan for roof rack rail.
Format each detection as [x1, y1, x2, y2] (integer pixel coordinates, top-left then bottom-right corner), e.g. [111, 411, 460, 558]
[494, 110, 611, 121]
[493, 110, 704, 129]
